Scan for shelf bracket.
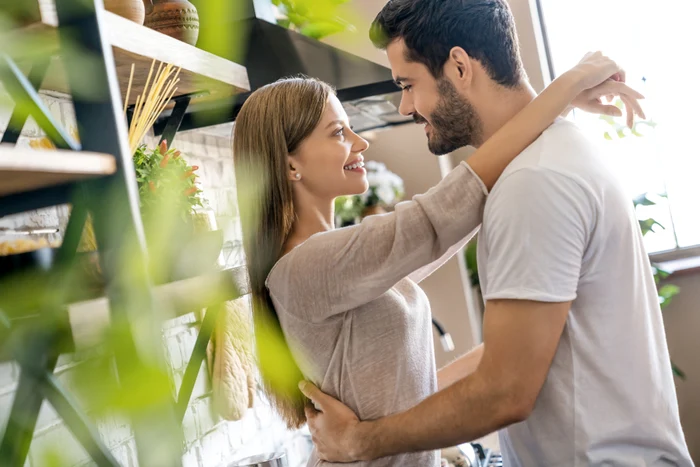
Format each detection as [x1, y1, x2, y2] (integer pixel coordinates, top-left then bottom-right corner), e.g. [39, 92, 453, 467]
[0, 183, 73, 219]
[1, 59, 51, 145]
[41, 373, 120, 466]
[175, 302, 220, 422]
[0, 328, 60, 466]
[0, 55, 79, 151]
[125, 91, 206, 150]
[159, 95, 192, 150]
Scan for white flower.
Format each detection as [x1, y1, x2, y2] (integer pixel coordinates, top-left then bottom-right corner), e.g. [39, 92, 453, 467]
[362, 159, 404, 207]
[377, 185, 395, 205]
[366, 172, 380, 187]
[365, 160, 385, 172]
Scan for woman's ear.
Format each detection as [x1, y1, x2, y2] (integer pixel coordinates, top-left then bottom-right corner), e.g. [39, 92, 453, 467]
[288, 156, 302, 181]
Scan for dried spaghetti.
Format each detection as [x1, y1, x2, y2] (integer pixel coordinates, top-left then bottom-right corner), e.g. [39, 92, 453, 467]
[126, 60, 181, 154]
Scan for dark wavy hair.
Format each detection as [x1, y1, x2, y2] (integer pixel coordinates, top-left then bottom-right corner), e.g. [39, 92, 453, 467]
[371, 0, 525, 87]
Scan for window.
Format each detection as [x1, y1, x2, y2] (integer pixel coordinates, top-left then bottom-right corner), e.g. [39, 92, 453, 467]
[537, 0, 700, 255]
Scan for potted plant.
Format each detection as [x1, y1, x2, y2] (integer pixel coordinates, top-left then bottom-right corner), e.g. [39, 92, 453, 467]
[133, 140, 202, 223]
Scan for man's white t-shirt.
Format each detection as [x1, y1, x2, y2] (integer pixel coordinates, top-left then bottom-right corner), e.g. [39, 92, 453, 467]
[476, 119, 693, 466]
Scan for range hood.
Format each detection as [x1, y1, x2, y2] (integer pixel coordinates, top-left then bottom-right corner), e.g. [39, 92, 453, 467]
[155, 0, 412, 135]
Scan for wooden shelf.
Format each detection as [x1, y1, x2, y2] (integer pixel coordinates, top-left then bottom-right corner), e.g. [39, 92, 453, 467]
[0, 145, 116, 196]
[0, 267, 248, 360]
[9, 3, 250, 106]
[68, 267, 249, 350]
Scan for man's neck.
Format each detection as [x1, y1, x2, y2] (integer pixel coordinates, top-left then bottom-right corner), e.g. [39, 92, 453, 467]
[479, 81, 537, 145]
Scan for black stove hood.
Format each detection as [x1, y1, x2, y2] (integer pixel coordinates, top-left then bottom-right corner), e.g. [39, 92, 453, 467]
[154, 0, 404, 134]
[231, 4, 399, 101]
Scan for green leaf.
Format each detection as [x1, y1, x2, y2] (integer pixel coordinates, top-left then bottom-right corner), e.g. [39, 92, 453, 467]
[652, 264, 672, 282]
[658, 284, 680, 307]
[637, 120, 658, 129]
[464, 240, 480, 287]
[300, 20, 348, 39]
[275, 0, 356, 39]
[603, 132, 613, 140]
[638, 218, 664, 236]
[287, 12, 309, 28]
[672, 362, 686, 380]
[599, 115, 616, 125]
[633, 194, 656, 207]
[294, 1, 311, 17]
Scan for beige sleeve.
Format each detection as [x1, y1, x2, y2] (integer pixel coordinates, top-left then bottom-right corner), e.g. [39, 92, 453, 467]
[267, 162, 488, 322]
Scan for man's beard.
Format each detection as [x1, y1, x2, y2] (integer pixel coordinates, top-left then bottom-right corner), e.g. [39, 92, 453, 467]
[414, 78, 484, 155]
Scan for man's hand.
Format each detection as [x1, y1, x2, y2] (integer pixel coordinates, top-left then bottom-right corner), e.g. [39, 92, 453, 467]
[299, 381, 368, 462]
[299, 299, 570, 460]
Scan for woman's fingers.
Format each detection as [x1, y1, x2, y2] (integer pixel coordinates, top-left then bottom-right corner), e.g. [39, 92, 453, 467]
[578, 90, 645, 125]
[611, 68, 627, 83]
[586, 81, 646, 127]
[620, 94, 647, 119]
[621, 95, 635, 129]
[588, 101, 623, 117]
[570, 57, 646, 126]
[590, 80, 644, 100]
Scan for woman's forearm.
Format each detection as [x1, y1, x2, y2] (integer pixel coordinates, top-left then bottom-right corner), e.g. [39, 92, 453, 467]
[465, 72, 582, 191]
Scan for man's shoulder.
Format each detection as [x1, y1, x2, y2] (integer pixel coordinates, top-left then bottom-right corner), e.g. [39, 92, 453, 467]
[496, 119, 612, 194]
[504, 119, 599, 169]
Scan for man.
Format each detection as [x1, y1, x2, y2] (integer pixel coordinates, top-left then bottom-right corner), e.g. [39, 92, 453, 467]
[299, 0, 694, 465]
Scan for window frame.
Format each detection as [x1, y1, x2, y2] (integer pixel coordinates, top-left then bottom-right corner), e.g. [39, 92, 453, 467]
[511, 0, 700, 264]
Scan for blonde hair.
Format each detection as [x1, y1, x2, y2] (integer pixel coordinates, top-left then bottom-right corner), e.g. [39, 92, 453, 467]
[233, 77, 335, 428]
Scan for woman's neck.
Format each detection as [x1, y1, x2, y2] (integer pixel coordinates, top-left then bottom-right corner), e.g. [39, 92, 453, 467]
[283, 192, 335, 255]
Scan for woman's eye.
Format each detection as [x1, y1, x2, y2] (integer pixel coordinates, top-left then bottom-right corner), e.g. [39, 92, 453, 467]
[335, 127, 345, 137]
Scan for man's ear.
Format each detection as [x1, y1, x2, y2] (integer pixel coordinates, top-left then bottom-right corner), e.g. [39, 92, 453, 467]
[445, 46, 474, 88]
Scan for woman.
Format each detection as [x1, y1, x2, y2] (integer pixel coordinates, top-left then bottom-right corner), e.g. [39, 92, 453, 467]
[233, 53, 643, 466]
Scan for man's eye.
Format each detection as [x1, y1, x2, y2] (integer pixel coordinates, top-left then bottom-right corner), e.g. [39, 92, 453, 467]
[402, 85, 412, 92]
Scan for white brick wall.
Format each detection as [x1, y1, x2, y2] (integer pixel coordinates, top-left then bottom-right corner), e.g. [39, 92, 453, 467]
[0, 93, 311, 466]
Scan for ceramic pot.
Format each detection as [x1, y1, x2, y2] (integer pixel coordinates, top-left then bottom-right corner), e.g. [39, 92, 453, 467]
[143, 0, 200, 46]
[103, 0, 145, 24]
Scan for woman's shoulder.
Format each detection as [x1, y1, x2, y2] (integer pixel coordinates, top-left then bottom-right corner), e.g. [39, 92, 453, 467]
[265, 250, 292, 291]
[264, 230, 331, 290]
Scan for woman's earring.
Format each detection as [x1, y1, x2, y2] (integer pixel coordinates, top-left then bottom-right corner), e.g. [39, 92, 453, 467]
[295, 173, 301, 180]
